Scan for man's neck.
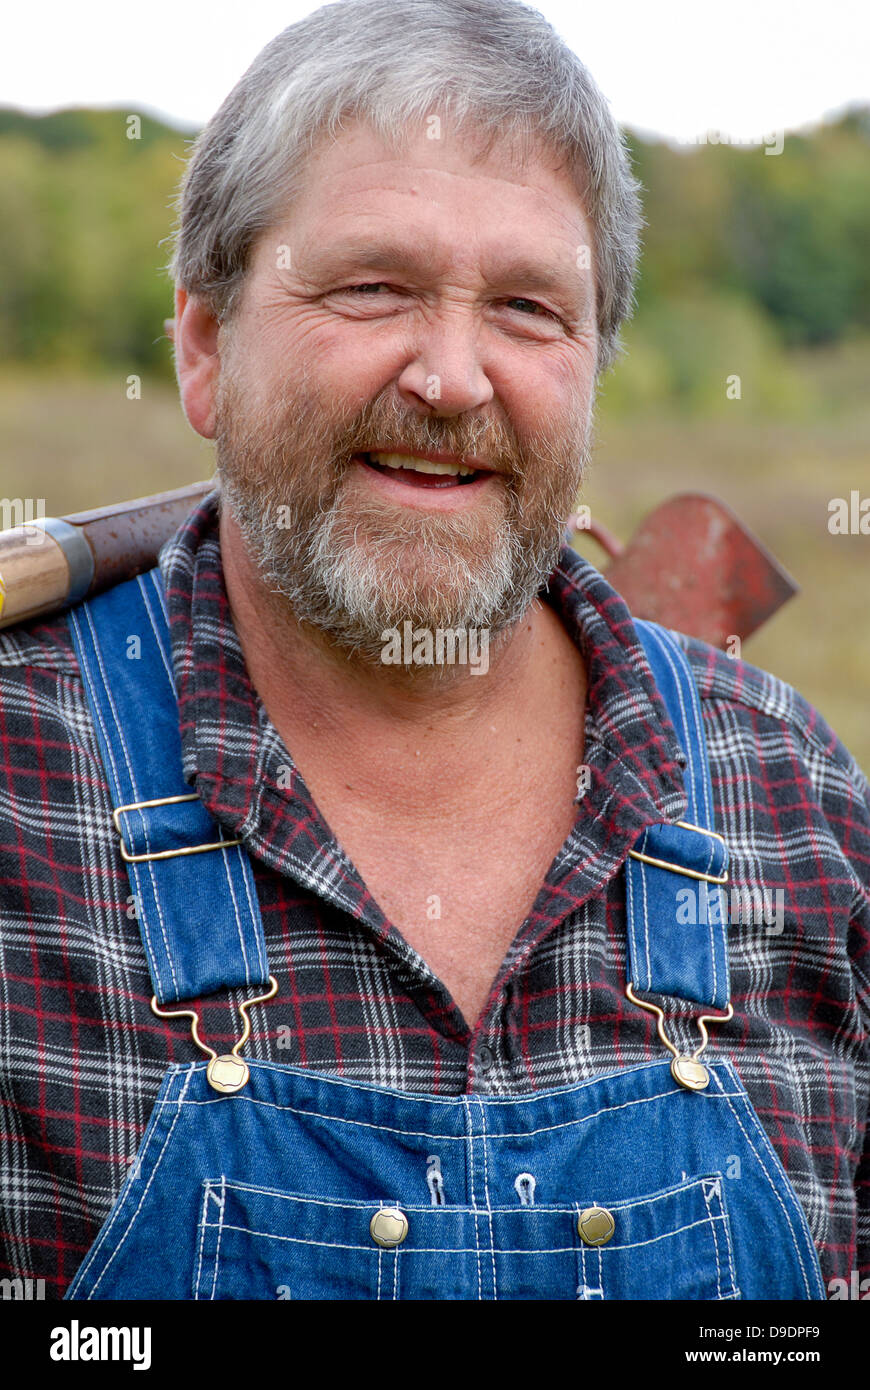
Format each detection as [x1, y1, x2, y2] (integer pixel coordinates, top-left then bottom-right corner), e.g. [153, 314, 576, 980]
[219, 508, 586, 816]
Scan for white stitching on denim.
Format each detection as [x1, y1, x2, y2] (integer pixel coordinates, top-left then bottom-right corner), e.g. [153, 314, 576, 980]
[83, 1066, 194, 1296]
[632, 831, 721, 1004]
[141, 570, 265, 991]
[594, 1174, 720, 1213]
[646, 626, 709, 822]
[149, 567, 169, 628]
[700, 1183, 725, 1298]
[710, 1065, 820, 1297]
[576, 1240, 603, 1299]
[203, 1178, 592, 1218]
[373, 1200, 403, 1303]
[624, 860, 646, 991]
[67, 1066, 190, 1292]
[702, 1177, 739, 1300]
[143, 573, 268, 984]
[203, 1183, 407, 1212]
[592, 1245, 603, 1300]
[476, 1097, 498, 1301]
[237, 851, 269, 980]
[168, 1073, 743, 1141]
[644, 626, 722, 997]
[138, 573, 176, 692]
[193, 1182, 212, 1300]
[83, 603, 169, 956]
[74, 603, 179, 999]
[604, 1214, 729, 1252]
[208, 1174, 227, 1301]
[639, 853, 653, 987]
[204, 1179, 702, 1221]
[462, 1098, 483, 1301]
[718, 1062, 821, 1292]
[207, 1225, 580, 1255]
[218, 852, 255, 987]
[636, 850, 650, 984]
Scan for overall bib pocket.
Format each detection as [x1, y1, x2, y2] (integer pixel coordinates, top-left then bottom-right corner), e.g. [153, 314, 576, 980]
[192, 1170, 739, 1301]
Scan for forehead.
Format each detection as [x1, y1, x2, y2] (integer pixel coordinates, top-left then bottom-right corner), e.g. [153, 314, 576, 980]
[257, 117, 592, 270]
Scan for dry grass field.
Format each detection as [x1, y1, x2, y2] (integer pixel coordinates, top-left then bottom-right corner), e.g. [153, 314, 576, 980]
[2, 365, 868, 774]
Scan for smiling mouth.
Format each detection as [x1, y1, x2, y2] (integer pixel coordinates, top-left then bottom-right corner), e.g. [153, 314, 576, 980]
[354, 450, 488, 488]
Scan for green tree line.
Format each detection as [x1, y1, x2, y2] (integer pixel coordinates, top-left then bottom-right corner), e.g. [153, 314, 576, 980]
[1, 104, 868, 394]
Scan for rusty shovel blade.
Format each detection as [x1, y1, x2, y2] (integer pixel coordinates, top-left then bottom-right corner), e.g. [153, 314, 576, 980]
[574, 493, 799, 649]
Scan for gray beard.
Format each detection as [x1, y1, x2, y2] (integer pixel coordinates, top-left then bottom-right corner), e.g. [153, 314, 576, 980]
[215, 382, 591, 667]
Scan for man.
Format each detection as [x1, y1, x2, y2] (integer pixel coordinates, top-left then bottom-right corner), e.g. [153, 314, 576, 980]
[0, 0, 867, 1301]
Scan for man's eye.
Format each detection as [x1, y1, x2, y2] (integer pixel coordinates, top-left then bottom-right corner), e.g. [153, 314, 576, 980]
[505, 298, 552, 317]
[342, 283, 390, 295]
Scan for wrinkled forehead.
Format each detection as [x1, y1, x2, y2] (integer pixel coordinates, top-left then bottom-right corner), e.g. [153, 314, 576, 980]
[250, 115, 593, 270]
[297, 112, 583, 206]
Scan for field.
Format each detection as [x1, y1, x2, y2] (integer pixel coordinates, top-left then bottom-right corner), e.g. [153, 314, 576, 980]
[1, 363, 868, 775]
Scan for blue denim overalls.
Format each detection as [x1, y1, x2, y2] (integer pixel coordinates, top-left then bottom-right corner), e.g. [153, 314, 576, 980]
[64, 569, 825, 1300]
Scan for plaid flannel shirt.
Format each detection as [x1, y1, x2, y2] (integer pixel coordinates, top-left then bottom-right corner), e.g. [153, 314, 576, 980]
[1, 490, 868, 1298]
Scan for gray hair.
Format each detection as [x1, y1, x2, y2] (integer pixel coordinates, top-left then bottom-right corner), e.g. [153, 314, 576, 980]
[170, 0, 643, 373]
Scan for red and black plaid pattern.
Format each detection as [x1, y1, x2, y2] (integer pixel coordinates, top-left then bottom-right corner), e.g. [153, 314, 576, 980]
[1, 490, 868, 1298]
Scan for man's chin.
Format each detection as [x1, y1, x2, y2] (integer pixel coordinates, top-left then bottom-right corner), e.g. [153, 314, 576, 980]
[290, 540, 519, 650]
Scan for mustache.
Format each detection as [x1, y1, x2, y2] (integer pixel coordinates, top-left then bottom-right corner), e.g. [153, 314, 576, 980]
[330, 401, 525, 478]
[217, 377, 529, 481]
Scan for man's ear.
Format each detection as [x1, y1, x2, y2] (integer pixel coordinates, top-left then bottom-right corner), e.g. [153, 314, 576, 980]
[174, 287, 222, 439]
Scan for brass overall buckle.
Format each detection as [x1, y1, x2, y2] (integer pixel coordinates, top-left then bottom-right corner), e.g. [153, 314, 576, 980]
[628, 821, 729, 885]
[112, 793, 243, 863]
[151, 976, 279, 1094]
[625, 982, 733, 1092]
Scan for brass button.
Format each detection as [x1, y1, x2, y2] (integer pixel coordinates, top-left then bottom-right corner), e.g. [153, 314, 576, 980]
[577, 1206, 615, 1246]
[370, 1207, 409, 1248]
[206, 1053, 250, 1094]
[671, 1056, 710, 1091]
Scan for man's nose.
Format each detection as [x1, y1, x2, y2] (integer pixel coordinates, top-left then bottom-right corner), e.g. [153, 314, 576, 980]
[396, 311, 494, 415]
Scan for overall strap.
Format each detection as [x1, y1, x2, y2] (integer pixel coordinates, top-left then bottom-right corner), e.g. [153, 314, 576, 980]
[68, 569, 269, 1005]
[626, 620, 730, 1011]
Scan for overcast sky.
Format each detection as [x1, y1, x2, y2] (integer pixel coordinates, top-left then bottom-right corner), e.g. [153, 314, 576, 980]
[3, 0, 868, 143]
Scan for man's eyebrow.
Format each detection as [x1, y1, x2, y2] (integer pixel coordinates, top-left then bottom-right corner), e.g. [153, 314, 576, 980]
[302, 239, 439, 277]
[300, 239, 590, 309]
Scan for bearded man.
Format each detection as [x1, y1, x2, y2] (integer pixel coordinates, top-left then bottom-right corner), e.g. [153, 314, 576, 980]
[0, 0, 867, 1303]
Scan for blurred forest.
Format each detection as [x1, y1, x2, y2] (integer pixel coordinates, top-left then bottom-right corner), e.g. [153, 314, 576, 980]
[0, 104, 868, 767]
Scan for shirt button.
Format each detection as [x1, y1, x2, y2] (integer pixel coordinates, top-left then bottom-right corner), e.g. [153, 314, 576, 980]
[477, 1044, 493, 1072]
[370, 1207, 409, 1248]
[577, 1206, 616, 1246]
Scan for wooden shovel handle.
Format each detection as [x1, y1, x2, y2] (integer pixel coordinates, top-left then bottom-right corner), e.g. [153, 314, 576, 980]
[0, 481, 214, 631]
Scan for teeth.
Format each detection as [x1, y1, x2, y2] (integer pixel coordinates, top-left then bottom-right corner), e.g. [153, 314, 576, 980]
[369, 451, 476, 477]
